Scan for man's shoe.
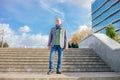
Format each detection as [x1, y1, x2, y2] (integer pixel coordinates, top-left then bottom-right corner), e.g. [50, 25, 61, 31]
[47, 70, 54, 75]
[56, 70, 61, 74]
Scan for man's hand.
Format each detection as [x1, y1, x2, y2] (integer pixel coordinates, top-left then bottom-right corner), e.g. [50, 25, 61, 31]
[64, 47, 68, 51]
[48, 46, 50, 50]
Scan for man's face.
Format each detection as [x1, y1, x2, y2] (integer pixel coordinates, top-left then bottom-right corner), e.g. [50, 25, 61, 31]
[56, 18, 61, 25]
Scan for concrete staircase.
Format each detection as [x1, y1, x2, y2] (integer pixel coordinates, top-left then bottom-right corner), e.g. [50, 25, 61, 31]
[0, 48, 120, 80]
[0, 48, 112, 72]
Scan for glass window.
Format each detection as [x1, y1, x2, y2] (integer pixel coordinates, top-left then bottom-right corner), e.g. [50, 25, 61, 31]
[92, 0, 104, 12]
[92, 0, 120, 33]
[116, 30, 120, 34]
[93, 0, 110, 19]
[93, 4, 120, 28]
[93, 1, 120, 24]
[113, 21, 120, 29]
[92, 0, 105, 19]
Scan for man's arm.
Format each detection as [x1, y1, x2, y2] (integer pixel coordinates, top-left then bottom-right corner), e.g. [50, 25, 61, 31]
[48, 29, 52, 50]
[64, 29, 68, 50]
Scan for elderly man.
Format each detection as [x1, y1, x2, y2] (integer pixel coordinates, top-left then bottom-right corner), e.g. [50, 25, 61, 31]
[47, 18, 68, 75]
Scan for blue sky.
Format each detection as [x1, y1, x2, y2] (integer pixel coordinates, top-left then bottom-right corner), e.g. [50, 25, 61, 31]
[0, 0, 95, 48]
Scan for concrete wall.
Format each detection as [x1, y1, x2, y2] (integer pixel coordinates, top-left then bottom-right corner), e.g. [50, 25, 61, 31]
[79, 33, 120, 72]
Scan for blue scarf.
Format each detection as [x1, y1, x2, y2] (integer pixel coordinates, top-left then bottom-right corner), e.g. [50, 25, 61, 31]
[56, 24, 62, 30]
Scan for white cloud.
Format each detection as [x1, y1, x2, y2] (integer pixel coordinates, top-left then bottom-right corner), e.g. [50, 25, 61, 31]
[71, 25, 90, 36]
[70, 0, 91, 10]
[65, 0, 95, 10]
[0, 24, 48, 48]
[71, 25, 93, 39]
[48, 0, 91, 10]
[0, 24, 15, 35]
[91, 0, 96, 4]
[79, 25, 89, 30]
[19, 25, 31, 33]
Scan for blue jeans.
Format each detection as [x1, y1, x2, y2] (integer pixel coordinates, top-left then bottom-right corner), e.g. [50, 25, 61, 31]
[49, 45, 64, 71]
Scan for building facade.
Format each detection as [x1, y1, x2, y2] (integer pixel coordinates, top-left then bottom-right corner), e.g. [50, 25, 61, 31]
[92, 0, 120, 34]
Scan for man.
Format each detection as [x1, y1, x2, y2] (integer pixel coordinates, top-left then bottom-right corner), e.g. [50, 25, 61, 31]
[47, 18, 68, 75]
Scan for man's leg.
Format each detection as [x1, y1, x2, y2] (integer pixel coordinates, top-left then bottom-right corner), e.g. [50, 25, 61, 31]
[56, 45, 63, 73]
[49, 46, 57, 70]
[47, 46, 57, 75]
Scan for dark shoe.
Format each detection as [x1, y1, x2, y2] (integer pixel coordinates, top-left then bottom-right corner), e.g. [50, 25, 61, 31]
[56, 70, 61, 74]
[47, 70, 54, 75]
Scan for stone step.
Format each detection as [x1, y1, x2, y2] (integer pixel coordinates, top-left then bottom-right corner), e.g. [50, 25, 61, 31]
[0, 51, 94, 53]
[0, 61, 105, 63]
[0, 48, 92, 50]
[0, 72, 119, 80]
[0, 58, 103, 61]
[0, 57, 104, 62]
[0, 59, 103, 62]
[0, 52, 95, 54]
[0, 58, 103, 62]
[0, 56, 100, 58]
[0, 57, 103, 61]
[0, 50, 95, 53]
[0, 55, 99, 57]
[0, 61, 106, 65]
[0, 64, 112, 72]
[0, 68, 112, 72]
[0, 52, 97, 55]
[0, 64, 109, 67]
[0, 66, 111, 70]
[0, 72, 120, 80]
[0, 48, 93, 50]
[0, 48, 93, 51]
[0, 51, 95, 54]
[0, 51, 96, 54]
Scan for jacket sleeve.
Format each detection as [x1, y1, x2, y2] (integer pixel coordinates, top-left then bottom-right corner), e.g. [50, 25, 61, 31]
[64, 28, 68, 48]
[48, 29, 53, 46]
